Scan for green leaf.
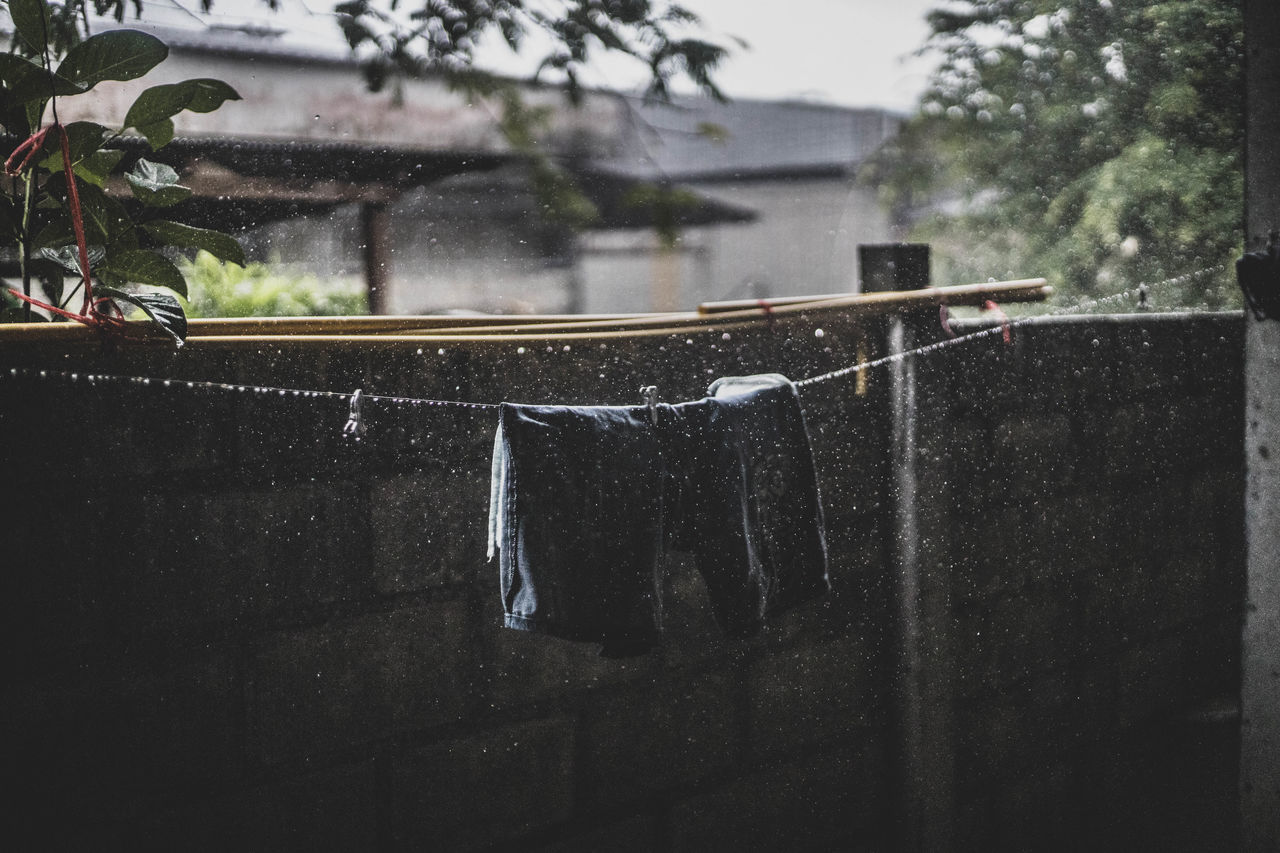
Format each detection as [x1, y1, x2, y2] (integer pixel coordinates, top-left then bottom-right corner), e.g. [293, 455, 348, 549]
[24, 99, 43, 132]
[125, 158, 192, 207]
[95, 285, 187, 343]
[8, 0, 52, 54]
[0, 196, 20, 240]
[102, 250, 188, 297]
[96, 268, 126, 289]
[0, 88, 32, 136]
[37, 121, 109, 172]
[136, 118, 175, 150]
[73, 149, 126, 187]
[32, 218, 75, 250]
[142, 220, 245, 266]
[35, 243, 105, 274]
[56, 30, 169, 89]
[51, 178, 139, 249]
[124, 78, 241, 132]
[181, 78, 242, 113]
[0, 53, 87, 101]
[62, 121, 110, 159]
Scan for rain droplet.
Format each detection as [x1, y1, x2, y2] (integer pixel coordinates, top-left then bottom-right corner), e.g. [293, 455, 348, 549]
[814, 328, 825, 338]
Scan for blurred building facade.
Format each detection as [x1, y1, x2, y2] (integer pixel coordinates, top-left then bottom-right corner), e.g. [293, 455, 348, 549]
[45, 1, 903, 313]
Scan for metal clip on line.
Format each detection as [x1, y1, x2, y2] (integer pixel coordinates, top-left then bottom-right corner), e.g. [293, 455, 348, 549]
[640, 385, 659, 425]
[343, 388, 367, 440]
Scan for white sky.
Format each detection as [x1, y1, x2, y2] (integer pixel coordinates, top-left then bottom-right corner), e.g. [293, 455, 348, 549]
[473, 0, 940, 112]
[112, 0, 940, 112]
[694, 0, 938, 110]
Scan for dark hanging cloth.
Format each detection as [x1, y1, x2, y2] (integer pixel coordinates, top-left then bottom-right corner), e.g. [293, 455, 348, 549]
[488, 374, 829, 657]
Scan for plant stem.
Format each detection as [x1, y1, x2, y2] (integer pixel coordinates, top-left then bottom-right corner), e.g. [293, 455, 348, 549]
[20, 173, 35, 322]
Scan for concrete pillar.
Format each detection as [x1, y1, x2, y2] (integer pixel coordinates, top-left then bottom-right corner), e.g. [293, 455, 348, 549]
[861, 243, 955, 853]
[1241, 2, 1280, 849]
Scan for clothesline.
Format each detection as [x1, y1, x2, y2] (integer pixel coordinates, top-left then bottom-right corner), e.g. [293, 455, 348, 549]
[0, 267, 1226, 413]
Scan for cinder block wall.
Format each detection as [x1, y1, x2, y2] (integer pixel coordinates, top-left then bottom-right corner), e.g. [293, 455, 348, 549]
[914, 314, 1244, 851]
[1, 311, 1243, 851]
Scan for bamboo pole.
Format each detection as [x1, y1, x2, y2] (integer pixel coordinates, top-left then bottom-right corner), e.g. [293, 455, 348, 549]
[695, 278, 1050, 313]
[179, 312, 663, 336]
[0, 279, 1050, 349]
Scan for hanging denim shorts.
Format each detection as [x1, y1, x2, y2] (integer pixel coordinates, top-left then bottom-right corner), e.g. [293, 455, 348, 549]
[487, 374, 829, 656]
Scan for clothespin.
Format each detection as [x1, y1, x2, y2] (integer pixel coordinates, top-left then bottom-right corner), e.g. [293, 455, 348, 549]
[639, 385, 659, 425]
[343, 388, 366, 440]
[981, 299, 1013, 344]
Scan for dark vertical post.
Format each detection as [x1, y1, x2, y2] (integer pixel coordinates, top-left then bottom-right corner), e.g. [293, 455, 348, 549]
[361, 202, 391, 315]
[561, 232, 584, 314]
[1241, 2, 1280, 850]
[859, 243, 931, 293]
[861, 243, 954, 853]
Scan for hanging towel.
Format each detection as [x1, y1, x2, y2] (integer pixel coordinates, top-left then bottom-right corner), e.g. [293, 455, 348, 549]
[488, 374, 828, 656]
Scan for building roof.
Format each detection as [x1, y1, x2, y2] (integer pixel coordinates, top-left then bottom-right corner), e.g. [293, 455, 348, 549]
[601, 96, 904, 183]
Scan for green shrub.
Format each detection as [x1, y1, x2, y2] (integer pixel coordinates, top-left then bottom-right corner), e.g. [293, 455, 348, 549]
[180, 251, 368, 318]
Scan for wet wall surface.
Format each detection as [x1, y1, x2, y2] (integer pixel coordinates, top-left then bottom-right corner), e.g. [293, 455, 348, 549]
[1, 311, 1243, 851]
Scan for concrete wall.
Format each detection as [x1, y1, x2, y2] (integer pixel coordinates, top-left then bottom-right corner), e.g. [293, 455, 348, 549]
[577, 177, 895, 313]
[1, 311, 1243, 850]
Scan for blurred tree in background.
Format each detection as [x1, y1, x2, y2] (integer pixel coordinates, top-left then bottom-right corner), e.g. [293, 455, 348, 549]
[87, 0, 731, 101]
[870, 0, 1243, 308]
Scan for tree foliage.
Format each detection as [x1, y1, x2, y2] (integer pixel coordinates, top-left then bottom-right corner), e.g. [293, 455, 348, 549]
[78, 0, 730, 102]
[873, 0, 1244, 308]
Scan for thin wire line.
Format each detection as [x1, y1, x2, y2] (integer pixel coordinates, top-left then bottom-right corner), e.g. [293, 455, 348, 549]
[0, 265, 1229, 407]
[0, 367, 501, 410]
[796, 265, 1227, 388]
